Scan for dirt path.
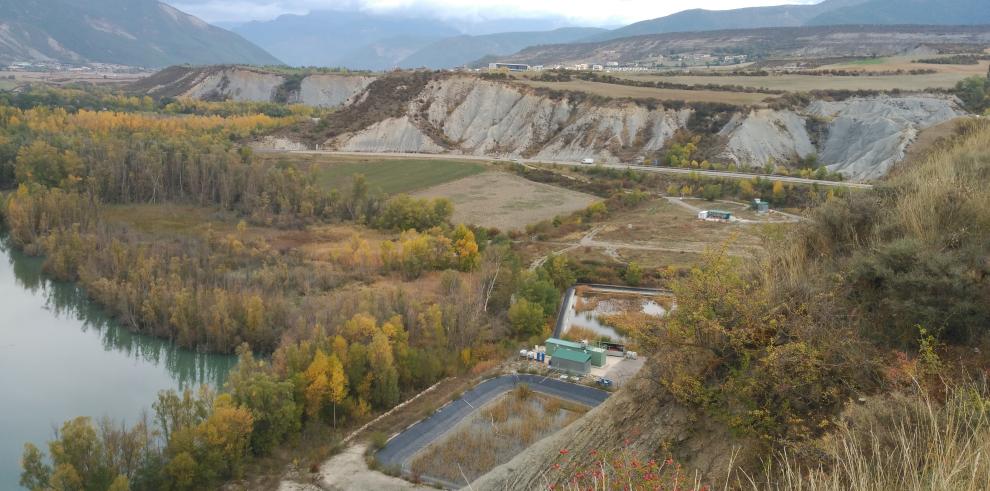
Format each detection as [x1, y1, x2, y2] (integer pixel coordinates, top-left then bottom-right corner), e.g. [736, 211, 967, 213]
[666, 197, 805, 223]
[317, 444, 428, 491]
[276, 444, 426, 491]
[528, 226, 606, 270]
[528, 222, 754, 270]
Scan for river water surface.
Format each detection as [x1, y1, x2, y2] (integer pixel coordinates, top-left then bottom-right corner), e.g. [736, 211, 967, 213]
[0, 231, 237, 489]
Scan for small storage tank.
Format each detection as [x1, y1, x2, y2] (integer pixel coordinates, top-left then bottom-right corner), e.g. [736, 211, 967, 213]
[587, 346, 607, 367]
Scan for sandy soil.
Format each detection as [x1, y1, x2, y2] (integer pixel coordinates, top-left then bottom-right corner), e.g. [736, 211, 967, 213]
[414, 172, 598, 231]
[313, 444, 427, 491]
[591, 356, 645, 386]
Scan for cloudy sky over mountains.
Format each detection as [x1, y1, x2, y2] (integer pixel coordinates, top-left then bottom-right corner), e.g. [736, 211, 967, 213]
[171, 0, 822, 24]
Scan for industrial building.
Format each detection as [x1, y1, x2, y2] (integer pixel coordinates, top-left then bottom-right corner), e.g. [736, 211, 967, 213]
[549, 349, 591, 375]
[545, 338, 607, 375]
[698, 210, 733, 221]
[488, 63, 530, 72]
[545, 338, 585, 356]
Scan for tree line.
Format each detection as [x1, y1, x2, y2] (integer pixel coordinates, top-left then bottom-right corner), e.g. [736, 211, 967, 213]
[0, 88, 557, 490]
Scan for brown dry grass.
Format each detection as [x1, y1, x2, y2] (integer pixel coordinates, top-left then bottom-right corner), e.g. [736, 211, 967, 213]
[409, 387, 588, 482]
[591, 200, 767, 267]
[598, 311, 661, 339]
[519, 79, 775, 105]
[414, 171, 597, 231]
[615, 59, 989, 92]
[574, 296, 600, 313]
[561, 325, 610, 343]
[758, 384, 990, 491]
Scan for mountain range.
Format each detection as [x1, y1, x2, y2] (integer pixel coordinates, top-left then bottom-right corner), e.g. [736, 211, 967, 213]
[590, 0, 990, 42]
[0, 0, 280, 67]
[1, 0, 988, 70]
[229, 11, 603, 70]
[231, 0, 990, 69]
[495, 25, 990, 67]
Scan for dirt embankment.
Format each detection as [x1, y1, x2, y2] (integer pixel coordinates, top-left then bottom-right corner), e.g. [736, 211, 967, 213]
[320, 74, 963, 181]
[136, 67, 966, 181]
[471, 364, 756, 490]
[132, 66, 373, 107]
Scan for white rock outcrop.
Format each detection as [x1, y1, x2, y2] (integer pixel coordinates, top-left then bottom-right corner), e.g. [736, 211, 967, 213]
[251, 136, 309, 152]
[331, 77, 692, 163]
[208, 73, 963, 182]
[337, 116, 445, 153]
[160, 67, 373, 108]
[807, 96, 963, 180]
[182, 69, 284, 102]
[719, 109, 816, 167]
[298, 74, 374, 107]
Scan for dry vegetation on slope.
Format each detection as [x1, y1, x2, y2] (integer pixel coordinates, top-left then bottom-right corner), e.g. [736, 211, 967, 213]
[474, 120, 990, 490]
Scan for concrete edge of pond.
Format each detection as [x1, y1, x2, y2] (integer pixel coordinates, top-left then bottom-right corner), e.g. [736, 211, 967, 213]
[552, 283, 674, 339]
[375, 373, 610, 489]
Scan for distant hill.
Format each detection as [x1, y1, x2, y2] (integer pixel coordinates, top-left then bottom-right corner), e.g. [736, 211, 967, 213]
[400, 28, 606, 69]
[232, 10, 460, 69]
[497, 25, 990, 66]
[0, 0, 280, 67]
[590, 0, 990, 42]
[589, 0, 868, 42]
[807, 0, 990, 26]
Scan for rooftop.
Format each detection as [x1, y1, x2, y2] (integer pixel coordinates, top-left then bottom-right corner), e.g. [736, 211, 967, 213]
[547, 338, 585, 349]
[552, 349, 592, 363]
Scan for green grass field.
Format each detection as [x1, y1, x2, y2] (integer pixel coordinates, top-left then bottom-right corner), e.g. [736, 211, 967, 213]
[845, 57, 888, 66]
[309, 158, 487, 195]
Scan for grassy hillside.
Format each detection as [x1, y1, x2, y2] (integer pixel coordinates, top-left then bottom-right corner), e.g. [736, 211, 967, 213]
[589, 0, 985, 42]
[0, 0, 280, 66]
[256, 154, 488, 195]
[475, 119, 990, 489]
[497, 25, 990, 66]
[809, 0, 990, 26]
[399, 28, 606, 69]
[589, 0, 864, 42]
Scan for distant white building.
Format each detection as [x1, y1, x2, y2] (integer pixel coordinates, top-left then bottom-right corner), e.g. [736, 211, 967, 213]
[488, 63, 530, 72]
[592, 64, 604, 71]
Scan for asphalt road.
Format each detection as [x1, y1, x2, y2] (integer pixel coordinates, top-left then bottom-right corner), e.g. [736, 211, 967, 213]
[275, 149, 874, 190]
[375, 374, 609, 480]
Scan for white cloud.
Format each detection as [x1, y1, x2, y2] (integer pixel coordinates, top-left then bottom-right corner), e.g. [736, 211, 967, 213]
[170, 0, 825, 25]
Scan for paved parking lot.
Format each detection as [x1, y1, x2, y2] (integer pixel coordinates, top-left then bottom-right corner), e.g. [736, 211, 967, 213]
[375, 373, 610, 487]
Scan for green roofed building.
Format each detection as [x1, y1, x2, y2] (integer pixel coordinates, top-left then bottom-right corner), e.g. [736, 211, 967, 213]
[550, 348, 592, 375]
[545, 338, 585, 356]
[587, 346, 606, 367]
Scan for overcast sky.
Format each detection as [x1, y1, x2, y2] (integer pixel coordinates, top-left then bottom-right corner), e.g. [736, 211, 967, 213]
[170, 0, 823, 25]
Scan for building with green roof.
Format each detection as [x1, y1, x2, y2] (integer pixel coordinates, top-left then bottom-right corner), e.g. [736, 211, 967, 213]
[545, 338, 585, 356]
[550, 348, 592, 375]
